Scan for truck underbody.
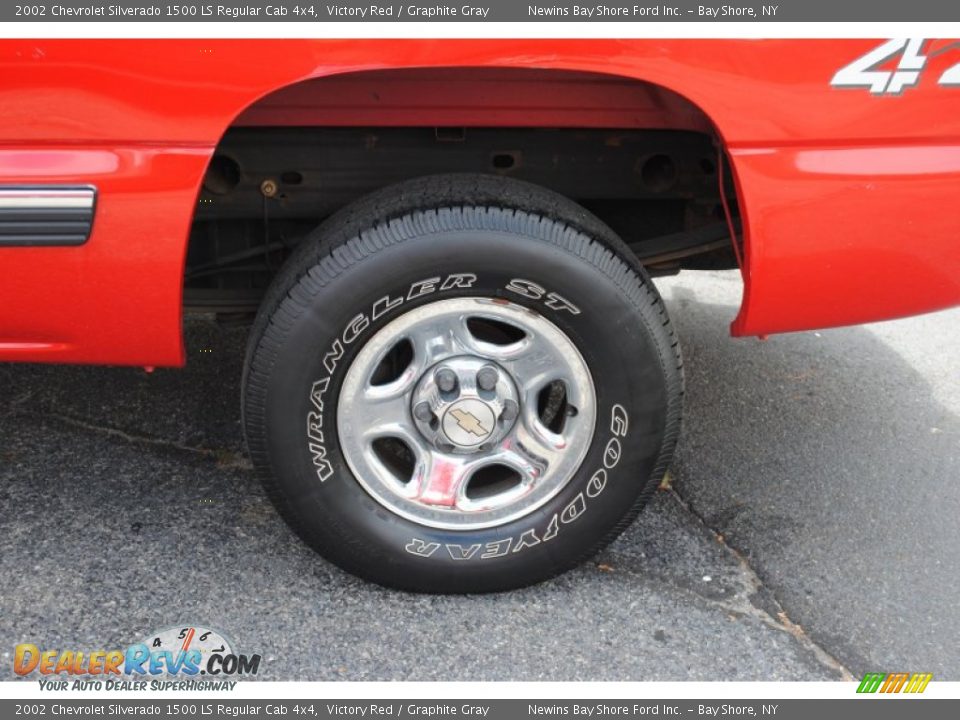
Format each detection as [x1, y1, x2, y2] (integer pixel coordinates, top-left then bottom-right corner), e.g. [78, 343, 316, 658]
[185, 127, 739, 313]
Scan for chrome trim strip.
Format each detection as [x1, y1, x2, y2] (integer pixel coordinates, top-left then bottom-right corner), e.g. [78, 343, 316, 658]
[0, 188, 95, 209]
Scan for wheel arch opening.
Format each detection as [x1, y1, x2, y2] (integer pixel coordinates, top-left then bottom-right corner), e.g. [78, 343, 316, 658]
[184, 66, 746, 323]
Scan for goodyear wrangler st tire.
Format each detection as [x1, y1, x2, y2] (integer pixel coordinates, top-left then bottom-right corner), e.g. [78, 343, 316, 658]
[243, 175, 683, 593]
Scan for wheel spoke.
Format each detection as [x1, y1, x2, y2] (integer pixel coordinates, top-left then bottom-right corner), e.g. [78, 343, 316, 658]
[508, 407, 567, 477]
[413, 451, 473, 508]
[483, 332, 569, 395]
[345, 385, 415, 442]
[466, 334, 532, 365]
[406, 314, 474, 367]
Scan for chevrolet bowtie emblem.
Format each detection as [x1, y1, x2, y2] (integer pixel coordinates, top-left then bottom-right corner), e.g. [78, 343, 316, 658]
[449, 408, 490, 437]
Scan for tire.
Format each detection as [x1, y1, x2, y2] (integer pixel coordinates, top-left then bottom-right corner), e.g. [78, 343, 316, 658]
[243, 174, 683, 593]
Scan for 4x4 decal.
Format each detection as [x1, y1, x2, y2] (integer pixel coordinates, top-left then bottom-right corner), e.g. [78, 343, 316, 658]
[832, 39, 960, 95]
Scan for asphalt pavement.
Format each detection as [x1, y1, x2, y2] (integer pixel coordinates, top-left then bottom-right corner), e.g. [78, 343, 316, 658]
[1, 270, 956, 681]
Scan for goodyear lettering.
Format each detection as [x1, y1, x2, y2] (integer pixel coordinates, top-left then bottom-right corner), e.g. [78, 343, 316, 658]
[611, 404, 628, 437]
[603, 438, 622, 469]
[586, 469, 607, 498]
[405, 539, 441, 558]
[542, 513, 560, 541]
[560, 493, 587, 524]
[481, 538, 512, 558]
[447, 543, 482, 560]
[512, 528, 542, 553]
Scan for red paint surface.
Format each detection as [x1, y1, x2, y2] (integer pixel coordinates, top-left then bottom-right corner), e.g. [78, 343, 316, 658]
[730, 144, 960, 335]
[0, 39, 958, 365]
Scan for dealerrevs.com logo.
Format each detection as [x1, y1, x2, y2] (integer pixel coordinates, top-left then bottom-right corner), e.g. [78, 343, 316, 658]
[14, 625, 261, 689]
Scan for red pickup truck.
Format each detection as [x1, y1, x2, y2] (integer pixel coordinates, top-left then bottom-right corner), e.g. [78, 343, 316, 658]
[1, 39, 958, 592]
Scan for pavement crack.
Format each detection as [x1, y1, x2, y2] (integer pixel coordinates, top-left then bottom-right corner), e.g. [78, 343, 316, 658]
[16, 410, 252, 469]
[667, 486, 855, 681]
[3, 390, 35, 419]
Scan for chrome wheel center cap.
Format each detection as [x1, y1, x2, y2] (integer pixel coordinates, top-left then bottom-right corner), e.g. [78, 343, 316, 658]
[410, 355, 519, 454]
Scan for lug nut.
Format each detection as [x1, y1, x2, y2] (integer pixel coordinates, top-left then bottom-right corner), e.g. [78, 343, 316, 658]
[413, 402, 433, 422]
[476, 366, 499, 391]
[435, 368, 458, 393]
[501, 400, 519, 424]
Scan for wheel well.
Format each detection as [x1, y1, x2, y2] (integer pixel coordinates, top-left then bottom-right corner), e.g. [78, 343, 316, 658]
[184, 67, 741, 315]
